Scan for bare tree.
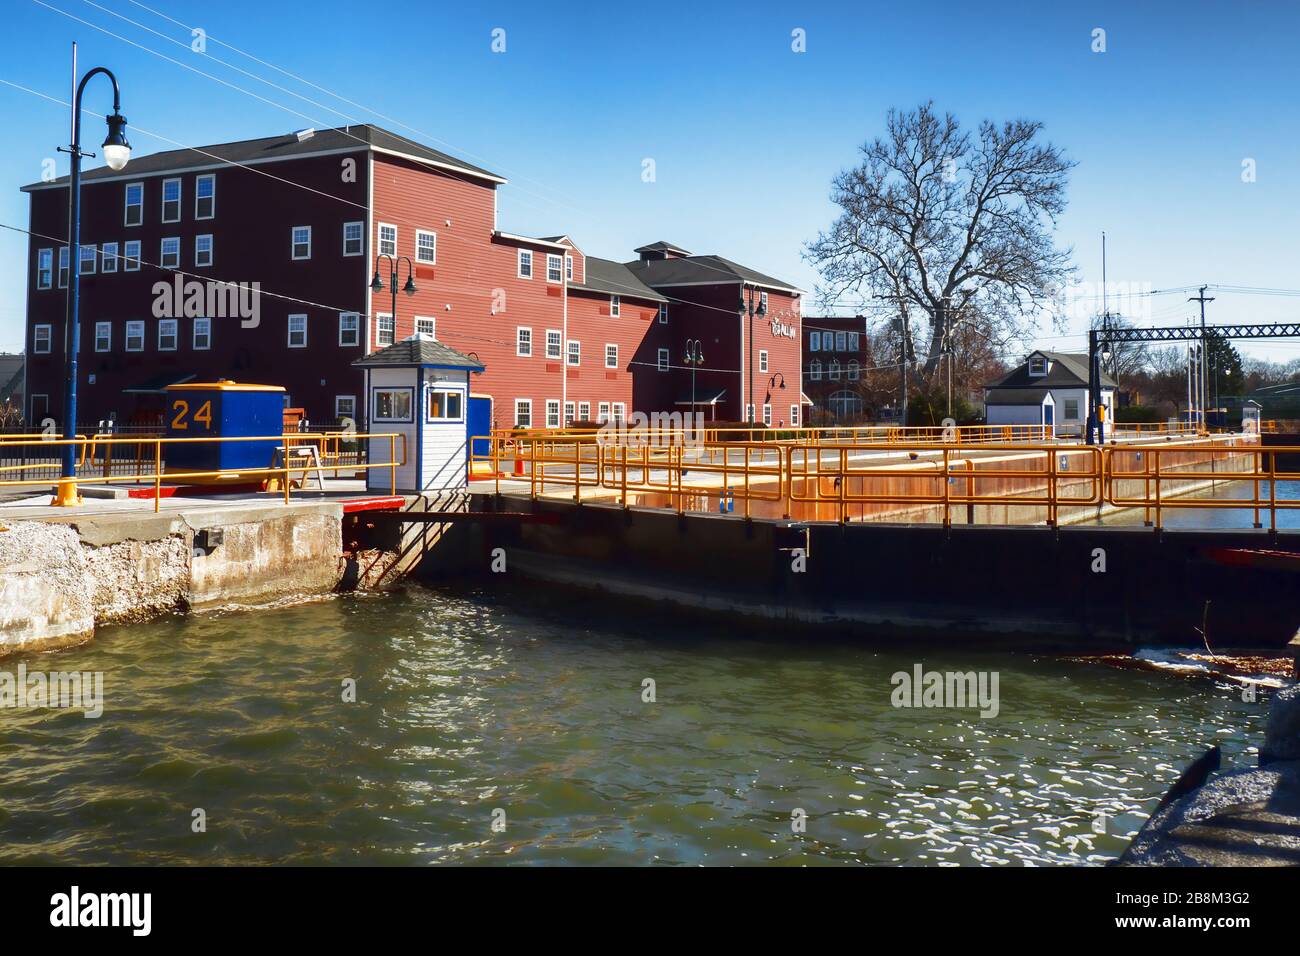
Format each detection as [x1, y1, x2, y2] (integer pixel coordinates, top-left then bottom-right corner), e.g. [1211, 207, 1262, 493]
[1091, 313, 1150, 385]
[805, 102, 1076, 379]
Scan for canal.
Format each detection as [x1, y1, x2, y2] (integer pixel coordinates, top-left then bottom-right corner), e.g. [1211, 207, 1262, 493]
[0, 581, 1267, 866]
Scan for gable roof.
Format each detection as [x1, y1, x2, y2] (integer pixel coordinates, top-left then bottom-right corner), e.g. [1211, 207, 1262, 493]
[985, 351, 1117, 390]
[634, 240, 692, 256]
[352, 335, 484, 371]
[624, 253, 800, 294]
[572, 257, 667, 303]
[985, 387, 1052, 406]
[22, 124, 505, 191]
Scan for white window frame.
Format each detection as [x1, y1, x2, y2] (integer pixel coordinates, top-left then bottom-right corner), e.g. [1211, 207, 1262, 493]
[545, 329, 562, 360]
[514, 399, 532, 428]
[657, 348, 669, 371]
[745, 403, 755, 423]
[334, 395, 356, 420]
[101, 241, 118, 274]
[612, 402, 626, 424]
[343, 221, 364, 257]
[545, 399, 561, 429]
[193, 316, 212, 350]
[605, 343, 618, 369]
[378, 222, 397, 258]
[79, 243, 96, 276]
[287, 313, 308, 348]
[810, 331, 820, 351]
[829, 359, 841, 381]
[790, 404, 800, 427]
[426, 388, 464, 423]
[609, 295, 620, 317]
[1063, 398, 1080, 421]
[94, 321, 111, 353]
[58, 247, 69, 287]
[847, 360, 860, 381]
[759, 349, 768, 373]
[372, 387, 414, 424]
[546, 254, 563, 283]
[161, 177, 181, 223]
[565, 254, 573, 281]
[658, 303, 668, 324]
[195, 173, 215, 220]
[125, 320, 144, 352]
[763, 403, 772, 426]
[291, 226, 312, 261]
[597, 402, 610, 424]
[578, 401, 590, 421]
[124, 240, 141, 271]
[37, 248, 53, 289]
[1029, 356, 1048, 376]
[160, 237, 180, 270]
[376, 313, 394, 347]
[34, 323, 52, 354]
[518, 249, 533, 279]
[567, 340, 580, 366]
[124, 182, 143, 227]
[415, 229, 437, 265]
[516, 326, 532, 357]
[338, 312, 360, 347]
[760, 291, 768, 312]
[564, 400, 576, 426]
[809, 360, 822, 381]
[415, 316, 436, 338]
[157, 318, 178, 352]
[835, 332, 847, 351]
[194, 234, 213, 268]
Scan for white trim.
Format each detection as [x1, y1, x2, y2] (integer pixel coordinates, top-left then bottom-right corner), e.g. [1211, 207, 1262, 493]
[125, 319, 144, 352]
[657, 347, 669, 371]
[414, 316, 436, 338]
[287, 313, 308, 348]
[101, 241, 118, 274]
[193, 316, 212, 350]
[545, 399, 561, 429]
[516, 326, 532, 357]
[334, 394, 357, 419]
[566, 339, 580, 366]
[415, 229, 437, 265]
[123, 240, 141, 271]
[338, 312, 360, 347]
[609, 295, 620, 317]
[343, 221, 364, 257]
[544, 329, 562, 360]
[546, 253, 563, 283]
[36, 247, 52, 289]
[377, 222, 397, 258]
[161, 177, 182, 223]
[494, 230, 566, 250]
[291, 225, 312, 260]
[94, 321, 111, 353]
[123, 181, 143, 226]
[759, 349, 768, 373]
[369, 144, 507, 184]
[658, 303, 668, 324]
[157, 318, 179, 352]
[375, 312, 394, 347]
[33, 323, 52, 354]
[517, 248, 533, 278]
[195, 172, 216, 220]
[160, 237, 180, 269]
[194, 234, 213, 268]
[605, 343, 618, 369]
[514, 398, 532, 428]
[78, 243, 96, 276]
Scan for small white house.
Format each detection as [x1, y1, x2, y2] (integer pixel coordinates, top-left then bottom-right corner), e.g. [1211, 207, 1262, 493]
[984, 351, 1116, 437]
[353, 334, 484, 492]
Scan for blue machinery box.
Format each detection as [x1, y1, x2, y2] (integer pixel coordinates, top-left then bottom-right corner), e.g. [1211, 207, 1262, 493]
[163, 381, 286, 477]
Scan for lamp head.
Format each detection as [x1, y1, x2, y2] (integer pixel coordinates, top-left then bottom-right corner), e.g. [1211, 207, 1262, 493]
[370, 271, 384, 293]
[402, 275, 418, 296]
[102, 112, 131, 171]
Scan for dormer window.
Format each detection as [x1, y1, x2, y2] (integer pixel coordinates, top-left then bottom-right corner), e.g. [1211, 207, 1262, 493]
[1028, 355, 1048, 376]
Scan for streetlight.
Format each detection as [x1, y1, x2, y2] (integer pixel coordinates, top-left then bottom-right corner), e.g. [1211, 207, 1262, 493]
[737, 286, 766, 422]
[370, 253, 417, 345]
[684, 338, 704, 422]
[55, 44, 130, 506]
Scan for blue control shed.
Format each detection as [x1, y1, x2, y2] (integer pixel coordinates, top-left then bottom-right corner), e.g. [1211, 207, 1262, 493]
[163, 380, 286, 476]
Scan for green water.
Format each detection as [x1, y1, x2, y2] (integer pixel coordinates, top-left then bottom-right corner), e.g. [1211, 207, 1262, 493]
[0, 584, 1267, 866]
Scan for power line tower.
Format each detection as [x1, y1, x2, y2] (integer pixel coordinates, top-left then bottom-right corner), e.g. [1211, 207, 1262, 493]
[1188, 286, 1216, 432]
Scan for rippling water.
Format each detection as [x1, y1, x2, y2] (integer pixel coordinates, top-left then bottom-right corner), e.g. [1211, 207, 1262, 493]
[0, 584, 1266, 866]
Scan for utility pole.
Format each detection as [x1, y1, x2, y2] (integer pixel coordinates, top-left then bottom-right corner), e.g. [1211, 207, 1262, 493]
[1188, 286, 1215, 433]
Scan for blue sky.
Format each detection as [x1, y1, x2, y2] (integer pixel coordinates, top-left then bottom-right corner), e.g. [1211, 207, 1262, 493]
[2, 0, 1299, 361]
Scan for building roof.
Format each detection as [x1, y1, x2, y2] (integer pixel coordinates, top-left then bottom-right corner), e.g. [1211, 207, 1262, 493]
[984, 387, 1052, 407]
[572, 257, 668, 303]
[985, 351, 1117, 390]
[625, 253, 801, 294]
[0, 353, 22, 404]
[634, 240, 693, 256]
[22, 124, 505, 191]
[352, 335, 485, 371]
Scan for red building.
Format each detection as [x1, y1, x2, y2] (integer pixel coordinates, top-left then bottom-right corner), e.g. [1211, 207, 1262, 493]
[22, 124, 801, 432]
[802, 316, 873, 422]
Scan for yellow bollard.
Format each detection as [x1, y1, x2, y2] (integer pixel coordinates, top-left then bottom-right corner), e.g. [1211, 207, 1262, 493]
[51, 478, 82, 507]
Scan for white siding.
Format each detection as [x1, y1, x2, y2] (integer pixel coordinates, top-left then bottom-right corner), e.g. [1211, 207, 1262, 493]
[419, 370, 469, 492]
[367, 367, 418, 492]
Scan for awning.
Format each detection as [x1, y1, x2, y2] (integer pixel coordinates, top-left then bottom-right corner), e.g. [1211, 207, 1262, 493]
[674, 387, 727, 406]
[799, 392, 813, 405]
[122, 372, 196, 395]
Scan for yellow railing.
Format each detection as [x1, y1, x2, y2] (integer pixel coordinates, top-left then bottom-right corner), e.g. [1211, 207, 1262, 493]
[0, 432, 406, 512]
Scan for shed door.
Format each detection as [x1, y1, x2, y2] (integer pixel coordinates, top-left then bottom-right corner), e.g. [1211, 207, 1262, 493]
[1043, 404, 1054, 427]
[468, 395, 492, 462]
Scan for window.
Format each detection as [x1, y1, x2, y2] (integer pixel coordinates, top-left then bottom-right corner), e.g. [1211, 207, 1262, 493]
[94, 321, 111, 352]
[835, 332, 847, 351]
[657, 348, 669, 371]
[763, 403, 772, 426]
[567, 340, 580, 366]
[343, 221, 364, 257]
[416, 230, 437, 264]
[291, 226, 311, 260]
[565, 255, 573, 281]
[609, 295, 620, 317]
[1028, 355, 1048, 376]
[335, 395, 356, 420]
[578, 402, 590, 421]
[848, 332, 860, 351]
[287, 314, 307, 348]
[124, 182, 143, 226]
[848, 360, 860, 381]
[338, 312, 360, 347]
[545, 329, 561, 360]
[658, 303, 668, 324]
[161, 237, 180, 269]
[34, 324, 52, 354]
[809, 360, 822, 381]
[546, 254, 563, 283]
[414, 316, 436, 338]
[612, 402, 625, 424]
[158, 318, 178, 351]
[605, 344, 618, 369]
[124, 240, 141, 271]
[195, 174, 215, 219]
[37, 248, 52, 288]
[194, 234, 213, 268]
[809, 331, 820, 351]
[760, 291, 768, 313]
[125, 320, 144, 351]
[1063, 398, 1080, 421]
[58, 248, 69, 287]
[546, 399, 561, 428]
[426, 388, 463, 421]
[745, 404, 755, 423]
[829, 390, 864, 419]
[193, 317, 211, 350]
[378, 223, 397, 257]
[516, 327, 532, 356]
[373, 387, 413, 423]
[518, 249, 533, 278]
[790, 404, 800, 427]
[79, 244, 96, 275]
[161, 178, 181, 223]
[514, 399, 532, 428]
[564, 401, 575, 426]
[376, 314, 394, 347]
[101, 242, 118, 274]
[759, 350, 768, 373]
[829, 359, 841, 381]
[597, 402, 610, 424]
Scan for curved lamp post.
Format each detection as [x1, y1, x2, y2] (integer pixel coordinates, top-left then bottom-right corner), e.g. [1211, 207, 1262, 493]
[683, 338, 704, 421]
[737, 286, 766, 421]
[370, 254, 418, 345]
[56, 50, 130, 503]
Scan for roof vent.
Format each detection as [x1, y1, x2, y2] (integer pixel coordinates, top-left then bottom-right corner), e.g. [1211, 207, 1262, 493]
[293, 128, 315, 142]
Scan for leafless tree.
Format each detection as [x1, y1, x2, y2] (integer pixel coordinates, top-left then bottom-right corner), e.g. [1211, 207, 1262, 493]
[1090, 313, 1150, 385]
[805, 102, 1076, 379]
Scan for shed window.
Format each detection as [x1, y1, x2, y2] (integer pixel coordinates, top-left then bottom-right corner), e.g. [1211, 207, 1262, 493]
[373, 388, 413, 423]
[426, 388, 463, 421]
